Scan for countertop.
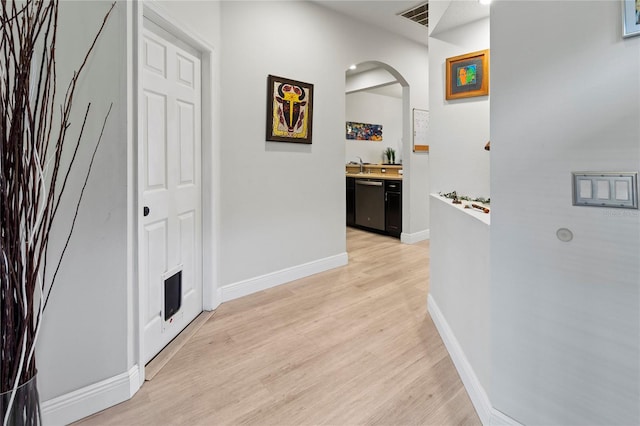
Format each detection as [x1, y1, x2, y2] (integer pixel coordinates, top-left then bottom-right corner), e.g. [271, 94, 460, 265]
[346, 172, 403, 180]
[346, 163, 403, 181]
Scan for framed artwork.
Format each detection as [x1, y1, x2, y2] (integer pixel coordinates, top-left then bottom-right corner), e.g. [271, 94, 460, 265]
[445, 49, 489, 100]
[346, 121, 383, 141]
[622, 0, 640, 38]
[266, 75, 314, 143]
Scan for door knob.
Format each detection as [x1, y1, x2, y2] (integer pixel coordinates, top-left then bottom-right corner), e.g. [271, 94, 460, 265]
[143, 206, 150, 217]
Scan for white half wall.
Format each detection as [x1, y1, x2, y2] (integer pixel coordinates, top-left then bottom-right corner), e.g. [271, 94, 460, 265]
[429, 195, 491, 396]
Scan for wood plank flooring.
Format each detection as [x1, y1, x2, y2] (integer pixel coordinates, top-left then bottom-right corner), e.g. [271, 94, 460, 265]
[77, 228, 480, 426]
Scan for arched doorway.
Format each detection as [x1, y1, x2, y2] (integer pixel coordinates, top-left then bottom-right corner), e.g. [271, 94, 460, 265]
[344, 61, 411, 241]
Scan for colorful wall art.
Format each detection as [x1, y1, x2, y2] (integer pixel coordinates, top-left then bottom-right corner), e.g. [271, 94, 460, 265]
[346, 121, 383, 141]
[445, 49, 489, 100]
[266, 75, 314, 143]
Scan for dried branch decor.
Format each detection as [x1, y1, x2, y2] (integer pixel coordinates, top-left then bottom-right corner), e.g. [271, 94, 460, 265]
[1, 1, 114, 423]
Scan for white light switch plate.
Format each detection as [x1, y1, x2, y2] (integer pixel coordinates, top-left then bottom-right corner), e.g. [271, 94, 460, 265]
[572, 172, 638, 209]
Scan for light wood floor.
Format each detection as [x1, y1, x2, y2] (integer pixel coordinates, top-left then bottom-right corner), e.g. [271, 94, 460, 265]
[77, 228, 480, 426]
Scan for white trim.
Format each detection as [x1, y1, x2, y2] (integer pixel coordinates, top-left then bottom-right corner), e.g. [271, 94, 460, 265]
[134, 0, 145, 385]
[400, 228, 430, 244]
[141, 0, 219, 312]
[221, 253, 348, 302]
[128, 366, 140, 398]
[135, 1, 220, 386]
[126, 0, 142, 386]
[200, 43, 219, 313]
[427, 294, 492, 424]
[142, 2, 216, 54]
[427, 295, 522, 426]
[41, 366, 140, 426]
[491, 409, 523, 426]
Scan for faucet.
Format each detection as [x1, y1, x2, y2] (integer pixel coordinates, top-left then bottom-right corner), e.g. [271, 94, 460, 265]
[356, 156, 363, 173]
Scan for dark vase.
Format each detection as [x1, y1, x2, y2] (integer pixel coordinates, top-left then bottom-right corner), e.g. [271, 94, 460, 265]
[1, 375, 41, 425]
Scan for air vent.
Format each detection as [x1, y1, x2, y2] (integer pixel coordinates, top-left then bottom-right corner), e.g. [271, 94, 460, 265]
[399, 2, 428, 27]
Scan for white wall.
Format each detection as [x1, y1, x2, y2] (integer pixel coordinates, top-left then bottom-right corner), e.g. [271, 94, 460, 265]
[428, 11, 490, 198]
[153, 0, 222, 44]
[346, 67, 397, 93]
[345, 91, 403, 164]
[429, 195, 491, 390]
[426, 0, 492, 408]
[36, 0, 130, 403]
[35, 0, 430, 421]
[491, 1, 640, 424]
[219, 0, 430, 288]
[36, 1, 225, 423]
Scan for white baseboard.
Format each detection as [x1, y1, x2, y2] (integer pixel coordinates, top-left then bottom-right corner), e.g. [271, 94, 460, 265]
[220, 252, 349, 302]
[41, 365, 140, 425]
[400, 229, 430, 244]
[427, 295, 521, 426]
[491, 408, 523, 426]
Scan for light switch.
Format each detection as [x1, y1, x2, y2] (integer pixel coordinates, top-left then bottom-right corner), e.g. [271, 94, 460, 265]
[573, 172, 638, 209]
[596, 180, 610, 199]
[579, 180, 592, 199]
[615, 180, 629, 201]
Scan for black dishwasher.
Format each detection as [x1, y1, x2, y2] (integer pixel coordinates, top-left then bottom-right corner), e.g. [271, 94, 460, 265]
[355, 179, 385, 231]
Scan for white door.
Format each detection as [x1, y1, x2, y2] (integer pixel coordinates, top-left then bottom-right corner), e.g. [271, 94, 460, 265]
[141, 20, 202, 364]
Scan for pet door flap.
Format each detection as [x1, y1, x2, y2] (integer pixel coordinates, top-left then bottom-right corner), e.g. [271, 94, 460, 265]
[163, 267, 182, 321]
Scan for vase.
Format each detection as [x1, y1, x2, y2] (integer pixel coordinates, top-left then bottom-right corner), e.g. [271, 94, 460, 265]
[1, 375, 41, 425]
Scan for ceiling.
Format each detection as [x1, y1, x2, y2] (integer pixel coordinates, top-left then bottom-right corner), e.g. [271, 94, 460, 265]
[322, 0, 490, 98]
[313, 1, 429, 46]
[312, 1, 491, 47]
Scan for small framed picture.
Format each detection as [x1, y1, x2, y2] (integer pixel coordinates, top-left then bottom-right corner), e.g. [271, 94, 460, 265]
[266, 75, 314, 144]
[445, 49, 489, 101]
[622, 0, 640, 38]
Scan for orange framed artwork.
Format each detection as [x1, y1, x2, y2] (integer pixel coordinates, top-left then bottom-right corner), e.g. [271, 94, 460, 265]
[445, 49, 489, 100]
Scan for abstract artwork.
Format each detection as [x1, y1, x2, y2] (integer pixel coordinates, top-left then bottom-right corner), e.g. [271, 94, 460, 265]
[446, 49, 489, 100]
[346, 122, 383, 141]
[266, 75, 314, 143]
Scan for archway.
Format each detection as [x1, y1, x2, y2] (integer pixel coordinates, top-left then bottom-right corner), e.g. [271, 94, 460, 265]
[344, 61, 411, 241]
